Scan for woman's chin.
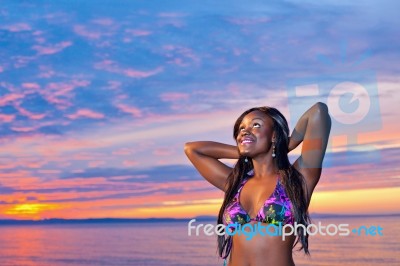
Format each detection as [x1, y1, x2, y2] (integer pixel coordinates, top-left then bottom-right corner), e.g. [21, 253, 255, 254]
[240, 152, 252, 157]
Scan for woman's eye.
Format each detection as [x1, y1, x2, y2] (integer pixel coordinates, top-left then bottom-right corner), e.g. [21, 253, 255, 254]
[253, 123, 260, 128]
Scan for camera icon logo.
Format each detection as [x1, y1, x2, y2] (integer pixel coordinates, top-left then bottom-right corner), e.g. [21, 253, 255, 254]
[286, 46, 381, 166]
[328, 81, 371, 125]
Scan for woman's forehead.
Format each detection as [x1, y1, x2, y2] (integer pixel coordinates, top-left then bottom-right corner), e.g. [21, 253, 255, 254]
[241, 110, 270, 123]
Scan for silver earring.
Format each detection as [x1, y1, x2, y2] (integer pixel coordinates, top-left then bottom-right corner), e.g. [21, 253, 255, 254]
[244, 157, 248, 163]
[272, 142, 276, 158]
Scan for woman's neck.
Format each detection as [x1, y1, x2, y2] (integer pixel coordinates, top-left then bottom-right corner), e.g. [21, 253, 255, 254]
[251, 155, 279, 180]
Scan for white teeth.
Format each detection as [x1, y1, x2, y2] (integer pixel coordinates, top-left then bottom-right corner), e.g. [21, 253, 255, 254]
[242, 140, 253, 144]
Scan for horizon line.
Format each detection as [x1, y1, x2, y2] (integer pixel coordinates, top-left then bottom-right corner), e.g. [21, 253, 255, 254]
[0, 212, 399, 224]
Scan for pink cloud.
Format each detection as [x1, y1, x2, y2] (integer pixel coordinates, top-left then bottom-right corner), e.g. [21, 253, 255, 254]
[43, 80, 90, 109]
[153, 148, 175, 156]
[0, 158, 46, 169]
[105, 81, 130, 102]
[88, 161, 105, 168]
[218, 66, 239, 74]
[35, 37, 46, 44]
[158, 20, 185, 28]
[125, 29, 152, 36]
[0, 114, 15, 123]
[160, 92, 189, 102]
[37, 169, 61, 174]
[95, 40, 112, 48]
[0, 82, 18, 92]
[13, 55, 37, 68]
[32, 41, 72, 55]
[0, 93, 25, 106]
[67, 109, 105, 120]
[2, 23, 31, 32]
[74, 25, 102, 39]
[38, 70, 55, 78]
[0, 157, 47, 170]
[163, 45, 200, 66]
[11, 127, 36, 132]
[107, 81, 122, 90]
[25, 162, 46, 169]
[15, 105, 46, 120]
[123, 67, 163, 78]
[112, 148, 134, 155]
[163, 45, 176, 51]
[226, 17, 271, 25]
[44, 95, 72, 109]
[94, 60, 163, 79]
[22, 83, 40, 90]
[233, 48, 244, 56]
[73, 23, 116, 40]
[116, 94, 128, 100]
[96, 59, 113, 66]
[123, 160, 138, 167]
[122, 38, 132, 43]
[158, 12, 187, 18]
[38, 65, 56, 78]
[226, 83, 241, 96]
[0, 161, 19, 169]
[32, 30, 44, 36]
[91, 18, 114, 26]
[31, 138, 105, 158]
[115, 103, 142, 117]
[47, 80, 90, 95]
[128, 109, 238, 129]
[47, 80, 90, 96]
[251, 56, 261, 63]
[167, 58, 185, 66]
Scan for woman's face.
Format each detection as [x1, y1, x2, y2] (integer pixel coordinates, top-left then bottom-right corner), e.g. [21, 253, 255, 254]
[236, 110, 275, 158]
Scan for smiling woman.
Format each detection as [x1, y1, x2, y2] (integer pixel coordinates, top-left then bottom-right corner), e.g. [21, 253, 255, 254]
[184, 102, 331, 266]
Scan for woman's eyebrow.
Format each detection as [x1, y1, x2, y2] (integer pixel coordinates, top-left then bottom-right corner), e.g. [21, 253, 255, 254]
[247, 117, 264, 123]
[240, 117, 265, 126]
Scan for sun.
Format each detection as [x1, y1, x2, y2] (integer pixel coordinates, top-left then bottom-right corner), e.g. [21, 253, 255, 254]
[4, 203, 59, 220]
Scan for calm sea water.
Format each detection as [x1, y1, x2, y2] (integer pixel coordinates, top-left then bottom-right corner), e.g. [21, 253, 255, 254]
[0, 216, 398, 266]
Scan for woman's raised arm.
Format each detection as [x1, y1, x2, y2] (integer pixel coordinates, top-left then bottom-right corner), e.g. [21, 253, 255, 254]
[289, 102, 332, 193]
[184, 141, 239, 192]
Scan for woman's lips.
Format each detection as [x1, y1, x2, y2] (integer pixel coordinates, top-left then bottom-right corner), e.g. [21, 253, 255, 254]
[241, 137, 255, 144]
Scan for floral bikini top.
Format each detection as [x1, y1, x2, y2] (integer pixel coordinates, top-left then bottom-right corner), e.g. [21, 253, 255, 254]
[220, 170, 295, 262]
[223, 170, 295, 227]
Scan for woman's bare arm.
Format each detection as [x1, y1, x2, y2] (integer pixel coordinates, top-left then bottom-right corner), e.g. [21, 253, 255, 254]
[184, 141, 239, 192]
[289, 102, 332, 194]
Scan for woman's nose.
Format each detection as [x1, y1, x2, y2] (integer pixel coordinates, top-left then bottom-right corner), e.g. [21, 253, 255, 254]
[241, 129, 250, 136]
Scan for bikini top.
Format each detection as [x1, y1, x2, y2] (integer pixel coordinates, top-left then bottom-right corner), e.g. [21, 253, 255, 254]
[222, 170, 295, 227]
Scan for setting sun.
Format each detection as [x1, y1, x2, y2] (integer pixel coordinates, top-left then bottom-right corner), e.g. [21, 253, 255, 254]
[4, 204, 59, 220]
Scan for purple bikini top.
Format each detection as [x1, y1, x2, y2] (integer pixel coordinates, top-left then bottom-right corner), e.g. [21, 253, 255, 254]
[223, 170, 295, 227]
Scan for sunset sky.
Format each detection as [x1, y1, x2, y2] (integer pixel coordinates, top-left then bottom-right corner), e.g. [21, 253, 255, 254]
[0, 0, 399, 220]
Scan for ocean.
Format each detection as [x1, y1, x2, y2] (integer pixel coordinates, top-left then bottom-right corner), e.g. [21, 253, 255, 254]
[0, 216, 398, 266]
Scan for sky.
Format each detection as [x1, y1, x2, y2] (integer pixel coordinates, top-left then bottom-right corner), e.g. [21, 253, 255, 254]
[0, 0, 399, 220]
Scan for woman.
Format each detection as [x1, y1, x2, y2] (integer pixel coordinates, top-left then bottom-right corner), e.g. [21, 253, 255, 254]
[184, 102, 331, 266]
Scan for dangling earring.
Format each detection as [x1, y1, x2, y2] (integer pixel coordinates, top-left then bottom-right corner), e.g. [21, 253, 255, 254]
[244, 157, 248, 163]
[272, 142, 276, 158]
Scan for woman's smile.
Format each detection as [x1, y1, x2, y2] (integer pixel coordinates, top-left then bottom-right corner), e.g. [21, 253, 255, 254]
[240, 136, 255, 145]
